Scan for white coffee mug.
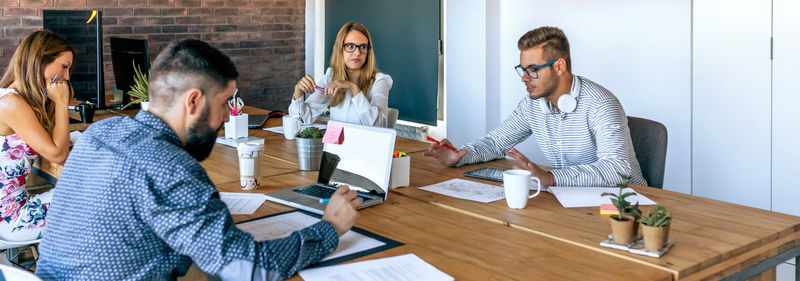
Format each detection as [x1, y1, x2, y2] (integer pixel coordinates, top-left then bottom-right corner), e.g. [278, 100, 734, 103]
[282, 115, 302, 140]
[503, 169, 542, 209]
[237, 142, 264, 190]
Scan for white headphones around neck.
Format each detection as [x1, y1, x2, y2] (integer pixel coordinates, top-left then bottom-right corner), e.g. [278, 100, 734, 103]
[539, 90, 579, 115]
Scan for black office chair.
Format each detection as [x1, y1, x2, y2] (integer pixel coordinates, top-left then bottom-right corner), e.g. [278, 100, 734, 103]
[627, 116, 668, 189]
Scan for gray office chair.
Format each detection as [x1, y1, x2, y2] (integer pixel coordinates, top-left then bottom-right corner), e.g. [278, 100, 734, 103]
[627, 116, 668, 189]
[386, 108, 399, 129]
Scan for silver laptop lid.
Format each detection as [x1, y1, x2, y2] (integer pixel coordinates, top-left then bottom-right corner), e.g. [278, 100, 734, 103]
[323, 122, 396, 200]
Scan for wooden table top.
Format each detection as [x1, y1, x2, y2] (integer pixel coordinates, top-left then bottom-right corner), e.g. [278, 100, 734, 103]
[213, 173, 672, 281]
[37, 106, 799, 280]
[393, 151, 800, 280]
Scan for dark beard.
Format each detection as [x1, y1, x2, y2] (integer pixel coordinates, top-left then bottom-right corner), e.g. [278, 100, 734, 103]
[185, 108, 221, 161]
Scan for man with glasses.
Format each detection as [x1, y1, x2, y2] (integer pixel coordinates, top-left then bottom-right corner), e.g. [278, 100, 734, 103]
[424, 26, 646, 187]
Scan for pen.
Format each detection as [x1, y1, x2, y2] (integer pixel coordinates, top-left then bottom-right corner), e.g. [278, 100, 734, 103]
[43, 74, 58, 96]
[314, 86, 325, 91]
[426, 136, 457, 152]
[319, 198, 329, 204]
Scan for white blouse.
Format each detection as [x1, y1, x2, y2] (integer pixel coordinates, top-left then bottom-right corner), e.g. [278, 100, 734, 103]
[289, 68, 393, 127]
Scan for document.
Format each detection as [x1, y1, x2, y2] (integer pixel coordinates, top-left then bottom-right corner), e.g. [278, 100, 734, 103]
[236, 211, 385, 262]
[419, 178, 505, 203]
[219, 192, 267, 215]
[263, 124, 327, 134]
[298, 253, 454, 281]
[548, 186, 657, 208]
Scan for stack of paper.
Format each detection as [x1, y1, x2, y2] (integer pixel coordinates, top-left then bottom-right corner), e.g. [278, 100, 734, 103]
[263, 124, 327, 134]
[548, 186, 657, 208]
[219, 192, 267, 215]
[419, 178, 505, 203]
[299, 253, 454, 281]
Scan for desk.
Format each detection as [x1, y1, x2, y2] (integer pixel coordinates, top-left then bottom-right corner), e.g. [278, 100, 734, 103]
[212, 173, 671, 281]
[34, 106, 800, 280]
[390, 151, 800, 280]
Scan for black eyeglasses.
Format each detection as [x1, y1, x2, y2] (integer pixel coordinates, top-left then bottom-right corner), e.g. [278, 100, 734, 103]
[343, 43, 370, 54]
[515, 59, 558, 79]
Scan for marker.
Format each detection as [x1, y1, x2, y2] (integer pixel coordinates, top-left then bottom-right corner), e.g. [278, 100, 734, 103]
[319, 198, 329, 204]
[43, 74, 58, 96]
[314, 86, 325, 91]
[426, 136, 457, 152]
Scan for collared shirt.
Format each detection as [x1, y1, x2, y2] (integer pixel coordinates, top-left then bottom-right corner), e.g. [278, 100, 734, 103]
[289, 67, 393, 127]
[457, 75, 647, 187]
[36, 110, 338, 281]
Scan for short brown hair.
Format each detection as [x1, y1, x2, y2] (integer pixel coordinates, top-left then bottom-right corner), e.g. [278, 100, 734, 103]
[518, 26, 571, 72]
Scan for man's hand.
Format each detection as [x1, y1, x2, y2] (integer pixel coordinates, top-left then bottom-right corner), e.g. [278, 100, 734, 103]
[506, 147, 555, 186]
[422, 138, 467, 166]
[321, 185, 361, 236]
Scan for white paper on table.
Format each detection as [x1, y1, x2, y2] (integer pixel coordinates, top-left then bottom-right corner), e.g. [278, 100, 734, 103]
[299, 253, 454, 281]
[263, 124, 327, 134]
[236, 211, 385, 261]
[419, 178, 505, 203]
[219, 192, 267, 215]
[548, 186, 657, 208]
[69, 130, 82, 144]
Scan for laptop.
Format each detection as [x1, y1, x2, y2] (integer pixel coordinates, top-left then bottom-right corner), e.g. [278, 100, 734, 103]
[264, 122, 397, 215]
[248, 114, 269, 129]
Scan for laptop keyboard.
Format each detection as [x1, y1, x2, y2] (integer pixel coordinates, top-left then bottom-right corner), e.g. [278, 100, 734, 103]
[294, 185, 336, 199]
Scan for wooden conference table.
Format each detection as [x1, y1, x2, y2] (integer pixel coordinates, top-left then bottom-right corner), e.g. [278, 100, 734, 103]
[34, 107, 800, 280]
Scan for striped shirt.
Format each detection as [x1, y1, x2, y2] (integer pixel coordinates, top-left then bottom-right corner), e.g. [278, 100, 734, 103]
[457, 75, 647, 187]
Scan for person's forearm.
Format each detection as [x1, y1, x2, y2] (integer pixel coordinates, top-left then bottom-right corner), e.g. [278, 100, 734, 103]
[50, 103, 70, 163]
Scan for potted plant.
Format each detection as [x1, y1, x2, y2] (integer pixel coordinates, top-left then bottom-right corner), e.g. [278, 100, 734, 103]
[296, 127, 324, 171]
[638, 205, 672, 252]
[121, 61, 149, 110]
[601, 174, 640, 244]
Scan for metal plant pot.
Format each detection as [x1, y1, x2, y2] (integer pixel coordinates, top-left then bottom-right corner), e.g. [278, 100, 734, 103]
[296, 137, 323, 171]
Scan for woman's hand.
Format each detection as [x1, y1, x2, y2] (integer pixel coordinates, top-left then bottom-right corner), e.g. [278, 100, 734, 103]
[325, 80, 360, 97]
[46, 80, 70, 107]
[293, 75, 317, 99]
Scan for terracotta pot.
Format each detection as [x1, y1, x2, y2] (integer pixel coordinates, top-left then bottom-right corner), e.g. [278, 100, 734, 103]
[642, 224, 670, 252]
[609, 215, 635, 244]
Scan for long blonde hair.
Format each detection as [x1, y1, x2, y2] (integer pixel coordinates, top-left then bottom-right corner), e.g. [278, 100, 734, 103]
[0, 30, 75, 134]
[328, 22, 379, 107]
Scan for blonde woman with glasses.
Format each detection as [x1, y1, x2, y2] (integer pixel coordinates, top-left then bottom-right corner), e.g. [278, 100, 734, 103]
[289, 22, 393, 127]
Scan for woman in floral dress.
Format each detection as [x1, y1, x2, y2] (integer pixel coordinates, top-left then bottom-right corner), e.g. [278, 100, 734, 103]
[0, 30, 74, 241]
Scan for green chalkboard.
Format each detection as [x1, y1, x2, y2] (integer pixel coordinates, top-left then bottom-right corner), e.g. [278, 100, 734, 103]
[325, 0, 440, 125]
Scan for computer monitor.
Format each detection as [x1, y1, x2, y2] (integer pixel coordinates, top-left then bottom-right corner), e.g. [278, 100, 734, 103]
[42, 10, 106, 109]
[110, 37, 150, 107]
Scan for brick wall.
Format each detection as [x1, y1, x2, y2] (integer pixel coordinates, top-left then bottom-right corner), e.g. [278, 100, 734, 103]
[0, 0, 305, 112]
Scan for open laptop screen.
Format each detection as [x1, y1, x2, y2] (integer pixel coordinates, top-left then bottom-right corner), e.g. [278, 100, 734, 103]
[323, 123, 396, 199]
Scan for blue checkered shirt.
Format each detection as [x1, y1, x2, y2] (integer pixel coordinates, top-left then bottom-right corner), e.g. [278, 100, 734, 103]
[36, 110, 338, 281]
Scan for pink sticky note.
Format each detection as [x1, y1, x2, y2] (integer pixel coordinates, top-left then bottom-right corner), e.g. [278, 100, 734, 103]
[322, 121, 344, 144]
[600, 204, 619, 215]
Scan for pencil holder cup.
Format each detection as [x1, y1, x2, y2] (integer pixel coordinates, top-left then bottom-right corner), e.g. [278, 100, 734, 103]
[389, 155, 410, 188]
[225, 113, 249, 139]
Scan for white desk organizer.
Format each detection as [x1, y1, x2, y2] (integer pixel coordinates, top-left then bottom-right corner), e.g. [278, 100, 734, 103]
[224, 113, 249, 139]
[389, 156, 410, 189]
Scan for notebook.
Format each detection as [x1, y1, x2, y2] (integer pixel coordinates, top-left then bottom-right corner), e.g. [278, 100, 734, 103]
[248, 114, 269, 129]
[264, 122, 397, 215]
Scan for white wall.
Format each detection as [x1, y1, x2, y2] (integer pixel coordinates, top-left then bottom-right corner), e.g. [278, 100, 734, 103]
[692, 0, 772, 209]
[444, 0, 489, 146]
[448, 0, 692, 193]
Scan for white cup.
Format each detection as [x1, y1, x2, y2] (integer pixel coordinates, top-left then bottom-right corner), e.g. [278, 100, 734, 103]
[282, 115, 302, 140]
[237, 142, 264, 190]
[503, 169, 541, 209]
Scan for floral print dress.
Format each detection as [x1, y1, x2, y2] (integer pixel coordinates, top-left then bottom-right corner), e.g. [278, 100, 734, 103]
[0, 88, 53, 242]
